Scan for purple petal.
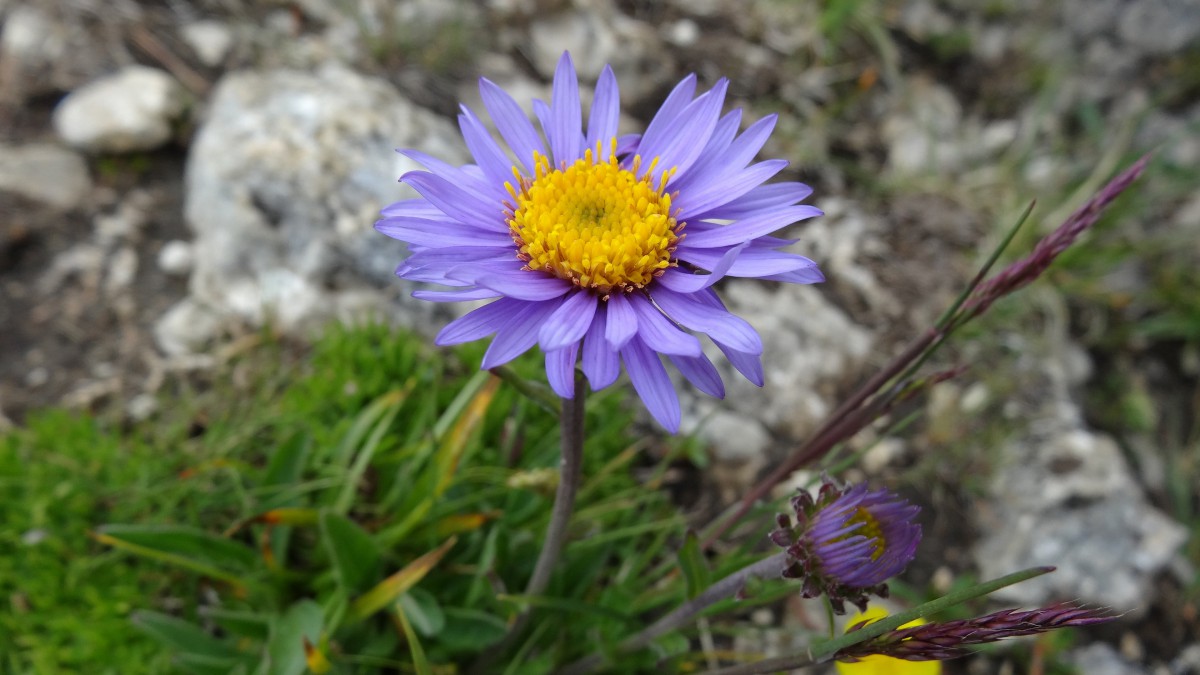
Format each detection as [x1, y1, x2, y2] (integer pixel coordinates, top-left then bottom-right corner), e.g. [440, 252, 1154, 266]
[677, 247, 820, 279]
[621, 337, 681, 433]
[381, 198, 451, 219]
[412, 287, 501, 302]
[669, 109, 741, 188]
[652, 288, 763, 354]
[403, 171, 504, 229]
[435, 297, 526, 345]
[375, 217, 515, 248]
[545, 343, 580, 398]
[469, 269, 572, 301]
[716, 341, 764, 386]
[628, 293, 703, 357]
[693, 182, 815, 221]
[481, 297, 564, 369]
[668, 352, 725, 398]
[399, 247, 513, 276]
[538, 289, 599, 350]
[398, 149, 497, 199]
[761, 267, 826, 284]
[673, 113, 776, 193]
[479, 77, 546, 173]
[636, 74, 697, 164]
[549, 52, 582, 165]
[582, 308, 620, 390]
[655, 242, 748, 293]
[646, 79, 729, 180]
[615, 133, 640, 156]
[458, 107, 517, 186]
[678, 205, 822, 249]
[677, 160, 789, 219]
[604, 293, 638, 349]
[586, 65, 619, 156]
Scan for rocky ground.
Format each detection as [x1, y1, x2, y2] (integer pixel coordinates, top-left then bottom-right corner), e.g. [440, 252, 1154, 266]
[1, 0, 1198, 672]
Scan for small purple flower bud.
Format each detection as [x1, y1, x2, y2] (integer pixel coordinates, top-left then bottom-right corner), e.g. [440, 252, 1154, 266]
[770, 479, 921, 613]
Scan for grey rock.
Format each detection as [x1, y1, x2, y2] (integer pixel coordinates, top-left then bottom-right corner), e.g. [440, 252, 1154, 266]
[154, 298, 223, 357]
[1118, 0, 1200, 55]
[0, 143, 91, 210]
[1173, 644, 1200, 674]
[1, 5, 65, 68]
[183, 65, 465, 335]
[974, 422, 1188, 614]
[53, 66, 186, 154]
[1069, 642, 1142, 675]
[527, 0, 672, 101]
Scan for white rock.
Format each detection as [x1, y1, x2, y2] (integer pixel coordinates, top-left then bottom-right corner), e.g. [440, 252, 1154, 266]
[181, 20, 234, 67]
[0, 143, 91, 210]
[53, 66, 186, 154]
[974, 422, 1188, 614]
[157, 240, 194, 276]
[183, 65, 466, 335]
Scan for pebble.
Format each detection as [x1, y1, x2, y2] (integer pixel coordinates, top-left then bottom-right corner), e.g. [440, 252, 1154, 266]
[0, 143, 91, 210]
[53, 66, 186, 154]
[157, 240, 194, 277]
[181, 20, 234, 67]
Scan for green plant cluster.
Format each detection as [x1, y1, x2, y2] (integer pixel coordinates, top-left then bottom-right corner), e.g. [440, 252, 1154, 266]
[0, 324, 777, 674]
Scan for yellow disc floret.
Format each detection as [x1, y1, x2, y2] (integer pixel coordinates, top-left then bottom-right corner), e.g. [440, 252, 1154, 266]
[845, 507, 886, 561]
[506, 142, 681, 296]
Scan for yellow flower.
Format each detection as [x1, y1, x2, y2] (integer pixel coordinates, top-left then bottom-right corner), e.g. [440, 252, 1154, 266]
[834, 606, 942, 675]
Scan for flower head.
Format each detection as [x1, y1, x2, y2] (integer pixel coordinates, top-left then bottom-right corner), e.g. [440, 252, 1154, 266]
[770, 480, 921, 613]
[376, 52, 823, 432]
[836, 603, 1114, 662]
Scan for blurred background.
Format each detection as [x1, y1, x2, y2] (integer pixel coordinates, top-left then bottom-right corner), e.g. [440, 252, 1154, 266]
[0, 0, 1197, 673]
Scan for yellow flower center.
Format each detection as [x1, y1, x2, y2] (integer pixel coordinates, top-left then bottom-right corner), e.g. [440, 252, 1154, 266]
[506, 143, 681, 296]
[845, 508, 885, 561]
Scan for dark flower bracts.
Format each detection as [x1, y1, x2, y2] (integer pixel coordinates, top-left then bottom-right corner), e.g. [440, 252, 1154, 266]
[770, 480, 921, 613]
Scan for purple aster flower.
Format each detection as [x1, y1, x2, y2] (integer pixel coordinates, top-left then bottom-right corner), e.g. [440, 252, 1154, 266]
[375, 52, 823, 432]
[770, 480, 921, 613]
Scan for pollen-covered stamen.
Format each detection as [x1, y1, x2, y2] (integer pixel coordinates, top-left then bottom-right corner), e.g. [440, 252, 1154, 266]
[842, 507, 886, 561]
[505, 141, 682, 295]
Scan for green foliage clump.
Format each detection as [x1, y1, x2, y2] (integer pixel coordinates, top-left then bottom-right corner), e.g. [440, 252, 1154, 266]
[2, 323, 747, 673]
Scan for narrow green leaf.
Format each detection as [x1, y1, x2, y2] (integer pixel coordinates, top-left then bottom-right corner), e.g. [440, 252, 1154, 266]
[198, 607, 271, 641]
[394, 601, 433, 675]
[677, 530, 710, 600]
[399, 589, 445, 637]
[131, 611, 240, 657]
[265, 600, 324, 675]
[437, 607, 508, 652]
[93, 531, 247, 590]
[319, 510, 381, 593]
[347, 537, 456, 623]
[334, 387, 408, 514]
[97, 524, 258, 572]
